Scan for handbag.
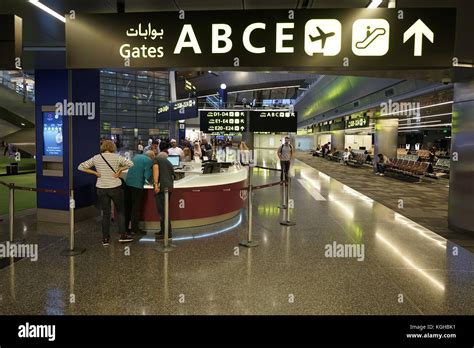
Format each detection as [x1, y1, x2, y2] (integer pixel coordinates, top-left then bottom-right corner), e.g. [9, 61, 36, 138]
[100, 154, 126, 189]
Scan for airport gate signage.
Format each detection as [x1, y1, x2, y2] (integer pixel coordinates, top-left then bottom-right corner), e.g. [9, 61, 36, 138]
[156, 98, 197, 121]
[0, 15, 22, 70]
[249, 110, 297, 132]
[199, 110, 248, 134]
[346, 115, 369, 129]
[65, 9, 456, 69]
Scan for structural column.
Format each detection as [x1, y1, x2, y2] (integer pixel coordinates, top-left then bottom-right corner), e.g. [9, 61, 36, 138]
[330, 130, 345, 151]
[448, 80, 474, 233]
[35, 69, 100, 223]
[374, 118, 398, 160]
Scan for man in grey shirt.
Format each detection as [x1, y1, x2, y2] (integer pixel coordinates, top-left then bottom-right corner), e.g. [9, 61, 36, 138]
[277, 136, 294, 182]
[153, 152, 175, 239]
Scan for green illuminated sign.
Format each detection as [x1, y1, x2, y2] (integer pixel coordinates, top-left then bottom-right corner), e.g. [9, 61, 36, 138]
[346, 116, 369, 129]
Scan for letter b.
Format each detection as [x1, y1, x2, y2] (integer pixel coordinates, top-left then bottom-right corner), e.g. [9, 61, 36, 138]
[212, 24, 233, 53]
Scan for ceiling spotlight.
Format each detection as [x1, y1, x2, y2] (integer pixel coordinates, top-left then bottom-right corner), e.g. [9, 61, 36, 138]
[220, 83, 227, 90]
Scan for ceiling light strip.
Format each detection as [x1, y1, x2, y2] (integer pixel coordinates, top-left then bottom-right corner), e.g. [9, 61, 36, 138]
[28, 0, 66, 23]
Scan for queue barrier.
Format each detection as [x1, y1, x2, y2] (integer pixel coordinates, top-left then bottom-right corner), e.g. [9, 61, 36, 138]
[157, 165, 295, 252]
[0, 181, 82, 257]
[1, 164, 296, 254]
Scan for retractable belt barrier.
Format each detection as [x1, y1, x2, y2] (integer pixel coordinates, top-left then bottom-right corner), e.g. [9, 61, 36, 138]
[0, 181, 76, 255]
[253, 165, 283, 172]
[1, 164, 295, 254]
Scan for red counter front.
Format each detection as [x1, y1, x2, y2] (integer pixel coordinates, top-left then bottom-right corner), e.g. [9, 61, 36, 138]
[139, 167, 248, 229]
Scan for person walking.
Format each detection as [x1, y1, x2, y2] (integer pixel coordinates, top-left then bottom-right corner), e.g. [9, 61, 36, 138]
[124, 150, 155, 236]
[78, 140, 134, 246]
[239, 141, 250, 165]
[153, 152, 175, 239]
[277, 136, 294, 183]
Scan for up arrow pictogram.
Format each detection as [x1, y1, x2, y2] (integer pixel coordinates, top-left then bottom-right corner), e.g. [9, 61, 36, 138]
[403, 19, 434, 56]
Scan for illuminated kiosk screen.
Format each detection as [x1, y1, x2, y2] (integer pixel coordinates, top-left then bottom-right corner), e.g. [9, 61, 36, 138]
[43, 111, 63, 156]
[167, 155, 180, 166]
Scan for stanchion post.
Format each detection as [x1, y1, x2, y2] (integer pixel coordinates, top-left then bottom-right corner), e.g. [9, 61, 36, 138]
[164, 188, 170, 247]
[280, 176, 296, 226]
[157, 187, 176, 253]
[60, 70, 85, 257]
[279, 176, 287, 209]
[69, 190, 75, 251]
[240, 165, 259, 248]
[8, 183, 14, 242]
[61, 189, 86, 256]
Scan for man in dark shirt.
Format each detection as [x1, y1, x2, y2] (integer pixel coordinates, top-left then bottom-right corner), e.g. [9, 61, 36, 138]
[153, 152, 175, 238]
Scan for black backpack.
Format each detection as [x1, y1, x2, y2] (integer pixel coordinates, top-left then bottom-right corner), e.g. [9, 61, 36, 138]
[279, 144, 293, 156]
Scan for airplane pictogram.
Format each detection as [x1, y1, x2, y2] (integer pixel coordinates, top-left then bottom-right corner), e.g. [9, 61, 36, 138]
[309, 26, 335, 49]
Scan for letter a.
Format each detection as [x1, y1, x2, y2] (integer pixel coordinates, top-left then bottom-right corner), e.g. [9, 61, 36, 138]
[174, 25, 202, 54]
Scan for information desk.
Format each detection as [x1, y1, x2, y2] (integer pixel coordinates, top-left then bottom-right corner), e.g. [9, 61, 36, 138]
[137, 164, 248, 229]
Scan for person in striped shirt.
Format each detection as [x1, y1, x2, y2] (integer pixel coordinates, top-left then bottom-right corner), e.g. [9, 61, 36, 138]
[78, 140, 134, 246]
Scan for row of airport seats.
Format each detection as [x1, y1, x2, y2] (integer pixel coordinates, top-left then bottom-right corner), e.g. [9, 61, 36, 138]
[324, 150, 373, 167]
[347, 152, 371, 167]
[327, 151, 343, 162]
[385, 158, 431, 178]
[433, 158, 450, 173]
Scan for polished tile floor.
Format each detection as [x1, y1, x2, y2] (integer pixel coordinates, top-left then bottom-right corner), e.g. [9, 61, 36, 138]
[0, 150, 473, 315]
[295, 152, 474, 251]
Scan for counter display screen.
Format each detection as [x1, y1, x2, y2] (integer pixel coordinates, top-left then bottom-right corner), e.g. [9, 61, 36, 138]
[199, 110, 248, 134]
[249, 111, 297, 132]
[43, 111, 63, 156]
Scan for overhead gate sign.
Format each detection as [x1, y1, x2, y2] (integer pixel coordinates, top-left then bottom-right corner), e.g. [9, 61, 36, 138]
[65, 9, 456, 70]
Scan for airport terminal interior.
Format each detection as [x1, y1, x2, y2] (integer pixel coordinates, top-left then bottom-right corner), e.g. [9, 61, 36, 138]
[0, 0, 473, 317]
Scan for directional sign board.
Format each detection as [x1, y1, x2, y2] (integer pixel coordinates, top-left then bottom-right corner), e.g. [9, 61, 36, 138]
[66, 9, 456, 69]
[249, 110, 297, 132]
[199, 110, 248, 134]
[346, 115, 369, 129]
[170, 98, 197, 120]
[156, 98, 197, 121]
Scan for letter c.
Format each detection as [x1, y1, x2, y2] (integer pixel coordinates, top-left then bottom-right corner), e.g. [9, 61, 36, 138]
[243, 23, 266, 54]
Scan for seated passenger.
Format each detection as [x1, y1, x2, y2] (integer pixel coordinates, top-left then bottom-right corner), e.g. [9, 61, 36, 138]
[375, 153, 388, 176]
[342, 148, 351, 164]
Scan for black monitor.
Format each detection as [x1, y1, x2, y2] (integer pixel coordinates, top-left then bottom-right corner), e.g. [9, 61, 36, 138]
[202, 161, 222, 174]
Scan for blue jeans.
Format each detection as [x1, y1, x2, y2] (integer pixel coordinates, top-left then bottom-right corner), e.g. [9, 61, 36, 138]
[377, 163, 386, 174]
